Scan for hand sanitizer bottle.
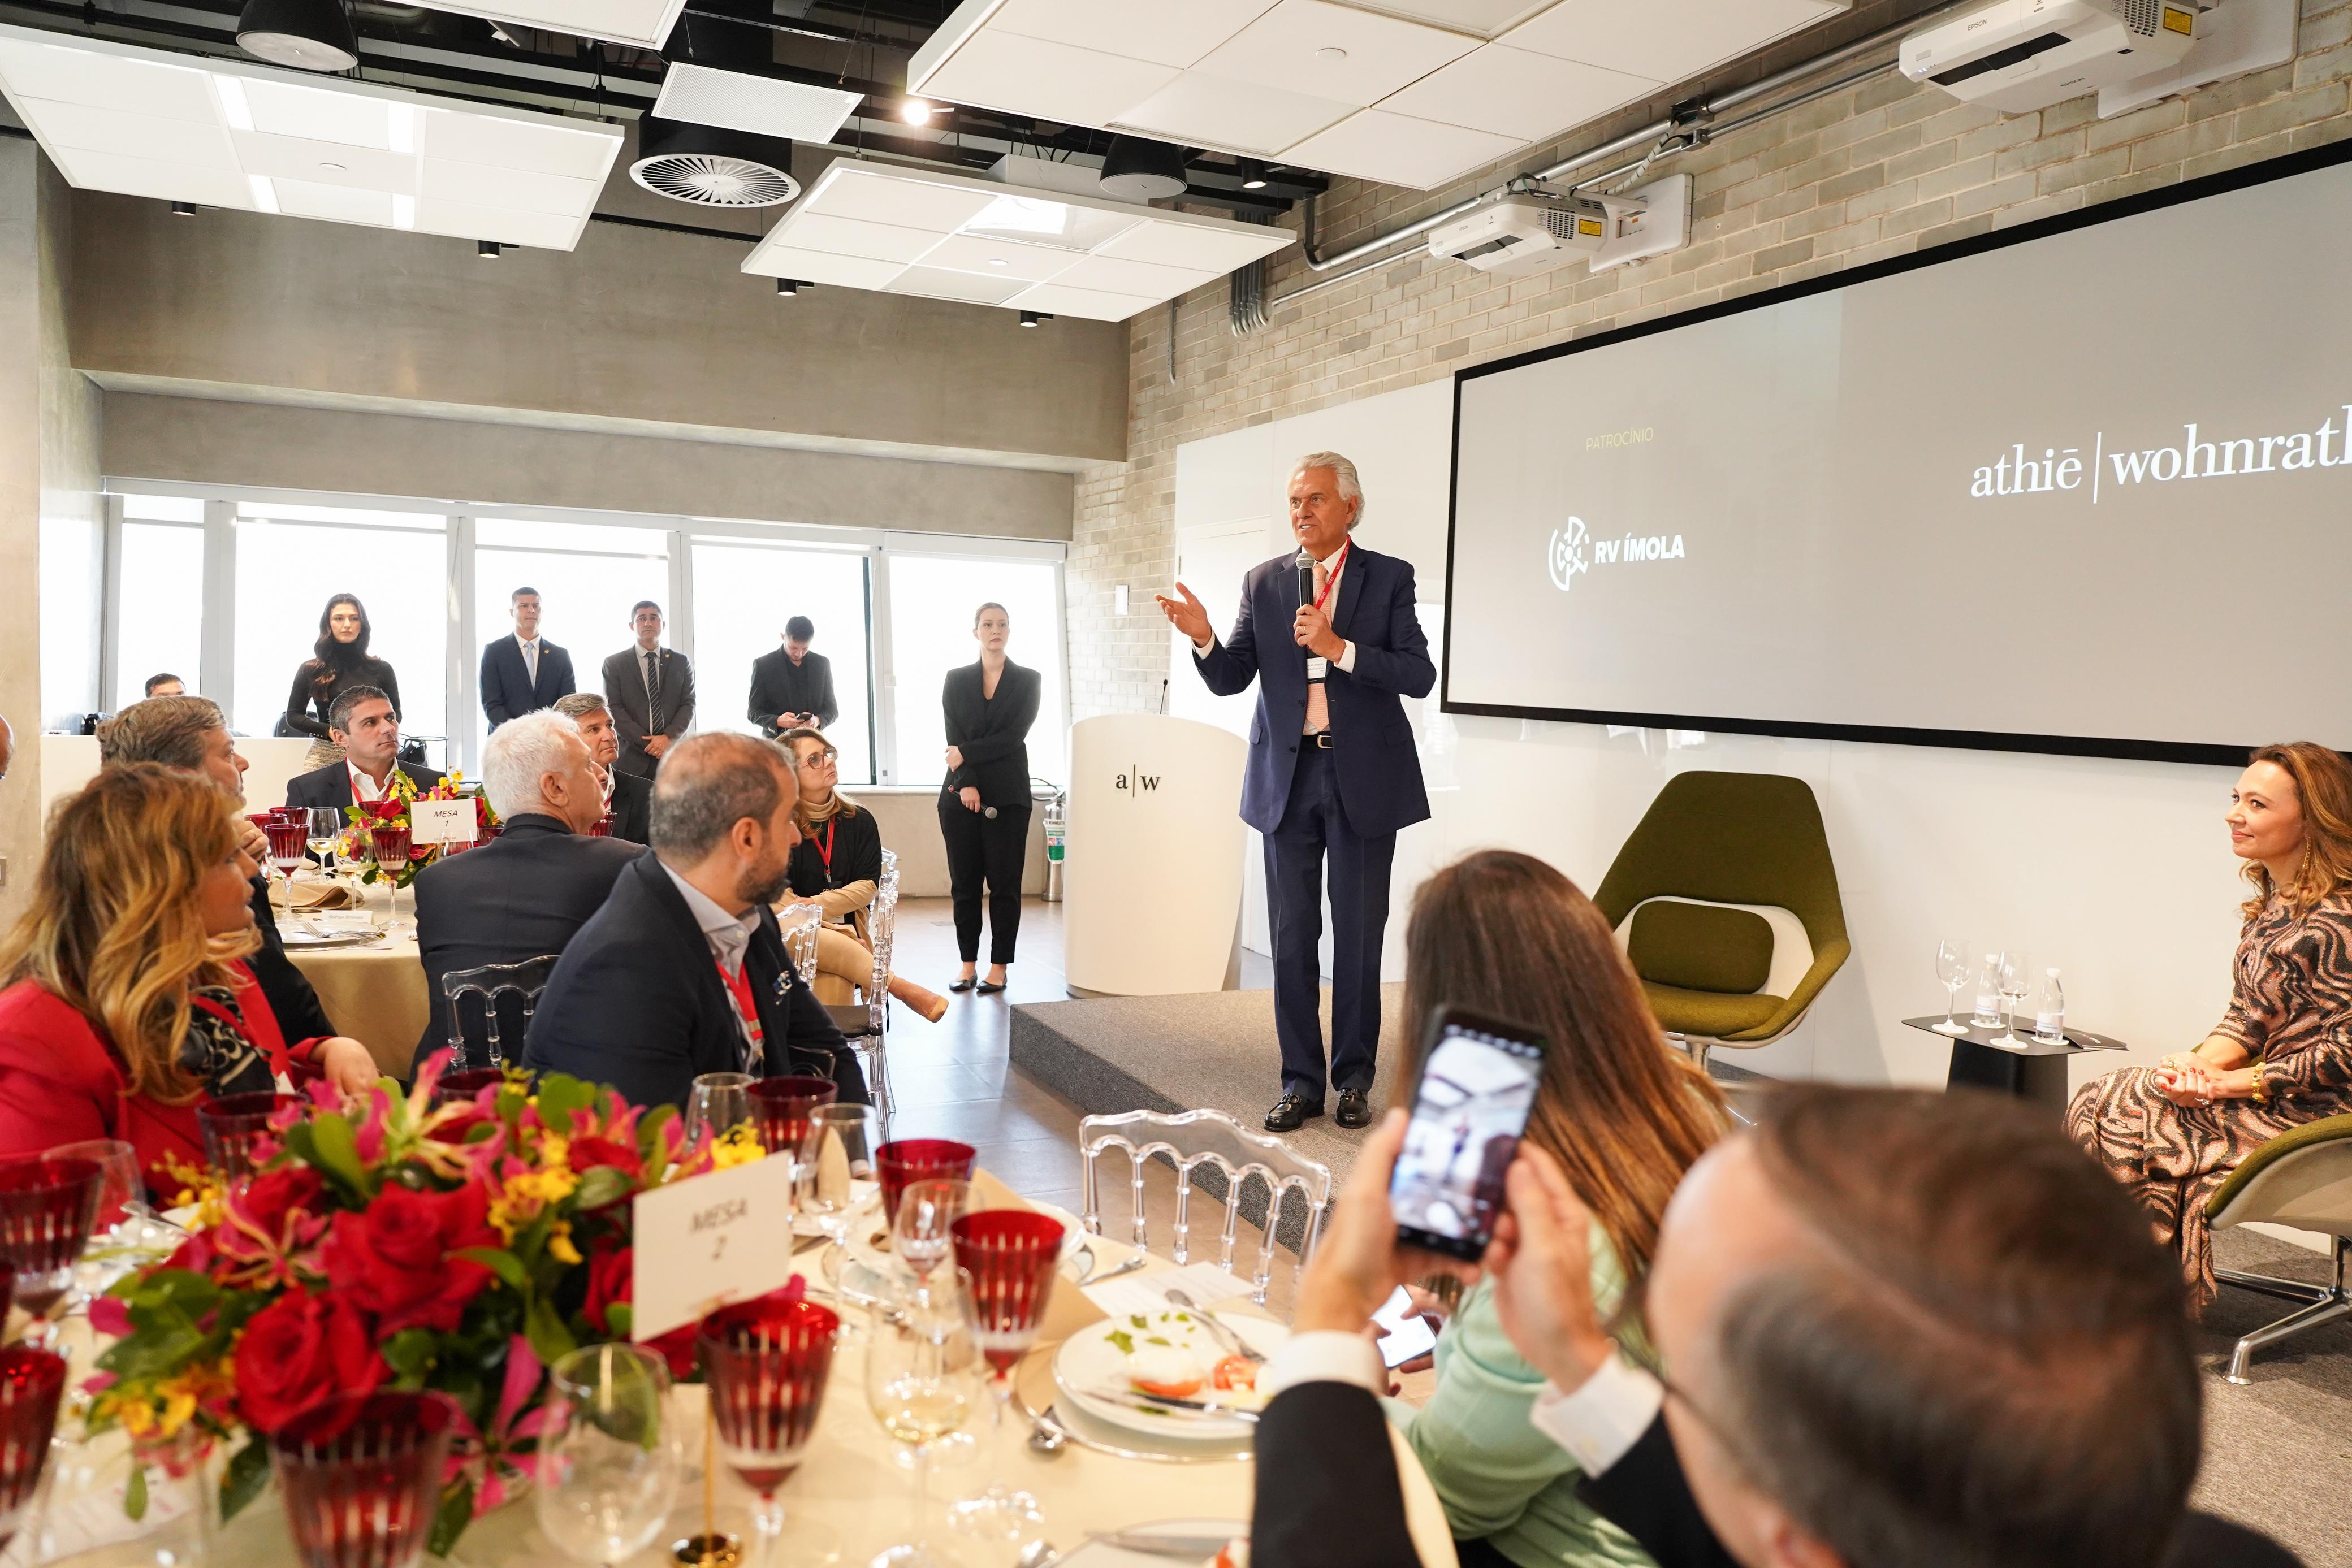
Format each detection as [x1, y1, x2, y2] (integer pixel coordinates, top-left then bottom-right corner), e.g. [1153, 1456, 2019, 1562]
[2033, 969, 2066, 1045]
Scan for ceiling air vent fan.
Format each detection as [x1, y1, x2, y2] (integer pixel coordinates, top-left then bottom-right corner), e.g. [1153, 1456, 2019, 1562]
[628, 116, 797, 207]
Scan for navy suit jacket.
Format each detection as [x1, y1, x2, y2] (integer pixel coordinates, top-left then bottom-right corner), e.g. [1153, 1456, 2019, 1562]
[521, 852, 862, 1111]
[481, 636, 576, 728]
[1195, 542, 1435, 838]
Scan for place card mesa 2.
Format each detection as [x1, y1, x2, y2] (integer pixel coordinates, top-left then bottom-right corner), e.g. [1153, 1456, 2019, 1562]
[630, 1154, 801, 1341]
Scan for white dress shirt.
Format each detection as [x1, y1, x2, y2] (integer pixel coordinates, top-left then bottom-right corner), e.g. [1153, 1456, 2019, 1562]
[347, 760, 394, 804]
[1260, 1331, 1663, 1480]
[660, 862, 764, 1068]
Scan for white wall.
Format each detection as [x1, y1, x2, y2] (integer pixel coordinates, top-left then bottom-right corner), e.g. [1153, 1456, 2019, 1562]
[1173, 380, 2249, 1093]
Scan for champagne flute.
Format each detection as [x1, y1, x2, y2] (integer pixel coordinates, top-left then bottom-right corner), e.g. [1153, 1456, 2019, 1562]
[534, 1345, 681, 1568]
[1994, 951, 2031, 1048]
[1932, 939, 1971, 1034]
[864, 1298, 979, 1568]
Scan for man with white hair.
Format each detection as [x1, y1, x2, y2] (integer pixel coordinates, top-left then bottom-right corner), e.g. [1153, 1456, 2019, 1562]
[406, 709, 641, 1077]
[1158, 452, 1435, 1132]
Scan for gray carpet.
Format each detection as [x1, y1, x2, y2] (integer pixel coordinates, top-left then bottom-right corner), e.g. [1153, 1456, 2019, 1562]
[1012, 986, 2352, 1563]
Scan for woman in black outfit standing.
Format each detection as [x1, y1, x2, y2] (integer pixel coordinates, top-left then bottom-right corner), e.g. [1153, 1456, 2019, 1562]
[285, 594, 402, 769]
[939, 602, 1040, 995]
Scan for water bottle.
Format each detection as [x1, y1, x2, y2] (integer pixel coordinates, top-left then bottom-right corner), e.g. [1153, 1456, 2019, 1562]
[2033, 969, 2066, 1045]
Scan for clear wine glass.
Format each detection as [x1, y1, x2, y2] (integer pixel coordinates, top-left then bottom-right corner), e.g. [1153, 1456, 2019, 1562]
[892, 1180, 970, 1303]
[1971, 950, 2008, 1029]
[534, 1344, 681, 1568]
[805, 1105, 878, 1274]
[306, 807, 344, 877]
[1994, 951, 2031, 1049]
[1933, 939, 1971, 1034]
[864, 1298, 979, 1568]
[686, 1073, 755, 1150]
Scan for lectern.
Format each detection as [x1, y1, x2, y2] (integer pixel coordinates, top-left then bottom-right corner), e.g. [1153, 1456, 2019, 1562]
[1063, 713, 1247, 996]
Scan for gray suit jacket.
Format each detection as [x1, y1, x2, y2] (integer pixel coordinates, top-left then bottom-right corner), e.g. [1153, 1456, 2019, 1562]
[600, 645, 694, 780]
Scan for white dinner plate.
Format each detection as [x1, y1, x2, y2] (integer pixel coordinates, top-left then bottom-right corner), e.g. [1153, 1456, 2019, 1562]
[1054, 1519, 1247, 1565]
[1053, 1305, 1289, 1444]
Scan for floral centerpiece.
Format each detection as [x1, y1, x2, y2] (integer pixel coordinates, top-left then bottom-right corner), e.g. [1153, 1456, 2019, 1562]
[84, 1054, 765, 1552]
[345, 772, 500, 889]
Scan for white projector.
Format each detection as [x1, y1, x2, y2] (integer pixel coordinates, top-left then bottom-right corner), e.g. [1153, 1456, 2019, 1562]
[1901, 0, 2202, 113]
[1427, 194, 1609, 276]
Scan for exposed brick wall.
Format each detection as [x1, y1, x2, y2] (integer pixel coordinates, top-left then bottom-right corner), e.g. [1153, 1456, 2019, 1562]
[1066, 0, 2352, 718]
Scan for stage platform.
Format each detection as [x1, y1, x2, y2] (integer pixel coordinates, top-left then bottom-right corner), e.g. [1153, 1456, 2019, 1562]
[1008, 983, 1409, 1248]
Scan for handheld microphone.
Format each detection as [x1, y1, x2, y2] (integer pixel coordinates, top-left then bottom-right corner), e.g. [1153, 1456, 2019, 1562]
[984, 806, 998, 820]
[1295, 547, 1316, 609]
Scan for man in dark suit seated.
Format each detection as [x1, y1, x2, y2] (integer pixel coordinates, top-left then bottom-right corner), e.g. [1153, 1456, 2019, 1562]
[552, 692, 650, 844]
[480, 586, 576, 730]
[1252, 1090, 2303, 1568]
[522, 730, 866, 1111]
[283, 687, 444, 809]
[408, 710, 640, 1077]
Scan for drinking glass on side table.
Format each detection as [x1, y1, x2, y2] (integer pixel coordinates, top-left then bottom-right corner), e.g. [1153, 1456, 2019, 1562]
[1933, 938, 1971, 1034]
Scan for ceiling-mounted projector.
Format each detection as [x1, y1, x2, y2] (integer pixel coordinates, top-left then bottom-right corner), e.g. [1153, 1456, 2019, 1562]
[1428, 194, 1610, 276]
[1901, 0, 2202, 113]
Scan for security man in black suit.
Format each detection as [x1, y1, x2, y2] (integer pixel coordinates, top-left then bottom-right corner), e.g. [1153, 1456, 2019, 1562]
[747, 616, 838, 739]
[480, 586, 576, 730]
[552, 693, 651, 844]
[1249, 1089, 2302, 1568]
[522, 731, 864, 1111]
[599, 600, 694, 783]
[283, 687, 444, 809]
[408, 711, 641, 1077]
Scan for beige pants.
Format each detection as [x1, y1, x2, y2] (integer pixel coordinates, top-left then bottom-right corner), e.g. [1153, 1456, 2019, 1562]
[814, 925, 879, 1005]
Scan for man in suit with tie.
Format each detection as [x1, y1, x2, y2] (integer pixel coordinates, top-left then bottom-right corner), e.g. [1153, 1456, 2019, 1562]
[1245, 1091, 2302, 1568]
[480, 587, 576, 730]
[408, 711, 641, 1077]
[552, 693, 651, 844]
[600, 601, 694, 784]
[284, 687, 445, 809]
[522, 731, 864, 1111]
[1158, 452, 1435, 1133]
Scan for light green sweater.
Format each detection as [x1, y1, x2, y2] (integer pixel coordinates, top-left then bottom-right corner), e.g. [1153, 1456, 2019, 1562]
[1385, 1224, 1656, 1568]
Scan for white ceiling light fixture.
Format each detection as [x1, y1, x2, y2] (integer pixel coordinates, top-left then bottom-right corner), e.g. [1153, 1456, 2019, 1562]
[0, 23, 623, 248]
[900, 98, 937, 124]
[909, 0, 1850, 191]
[741, 157, 1293, 320]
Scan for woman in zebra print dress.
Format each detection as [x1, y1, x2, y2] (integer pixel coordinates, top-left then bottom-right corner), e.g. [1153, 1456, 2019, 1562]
[2068, 740, 2352, 1308]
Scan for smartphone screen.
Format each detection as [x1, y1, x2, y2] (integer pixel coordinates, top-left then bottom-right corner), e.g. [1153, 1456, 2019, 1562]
[1372, 1285, 1438, 1369]
[1390, 1008, 1546, 1261]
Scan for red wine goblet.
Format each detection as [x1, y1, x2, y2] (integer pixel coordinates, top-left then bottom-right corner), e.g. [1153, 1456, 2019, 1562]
[699, 1295, 841, 1568]
[948, 1210, 1063, 1543]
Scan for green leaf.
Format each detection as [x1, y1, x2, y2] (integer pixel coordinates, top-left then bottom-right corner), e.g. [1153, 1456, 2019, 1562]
[1106, 1329, 1134, 1355]
[381, 1328, 440, 1387]
[219, 1438, 271, 1522]
[124, 1462, 148, 1522]
[524, 1296, 577, 1368]
[426, 1477, 475, 1559]
[533, 1075, 595, 1136]
[451, 1248, 530, 1292]
[636, 1104, 678, 1165]
[304, 1112, 370, 1196]
[604, 1302, 633, 1339]
[98, 1327, 209, 1382]
[570, 1166, 634, 1214]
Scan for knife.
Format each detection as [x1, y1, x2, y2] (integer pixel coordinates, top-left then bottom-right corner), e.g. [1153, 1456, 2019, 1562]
[1085, 1530, 1244, 1558]
[1082, 1386, 1258, 1423]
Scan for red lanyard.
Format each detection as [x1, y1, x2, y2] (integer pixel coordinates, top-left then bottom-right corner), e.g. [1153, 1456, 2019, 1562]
[1313, 543, 1350, 612]
[715, 958, 765, 1052]
[813, 818, 835, 877]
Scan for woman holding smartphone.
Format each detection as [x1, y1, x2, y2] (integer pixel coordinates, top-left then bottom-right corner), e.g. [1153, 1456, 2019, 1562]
[1390, 850, 1727, 1568]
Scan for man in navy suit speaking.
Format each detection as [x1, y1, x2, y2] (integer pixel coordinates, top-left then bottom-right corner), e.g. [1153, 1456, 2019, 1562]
[1158, 453, 1436, 1133]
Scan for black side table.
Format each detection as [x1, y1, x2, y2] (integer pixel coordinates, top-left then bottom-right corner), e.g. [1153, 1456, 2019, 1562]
[1901, 1016, 2130, 1114]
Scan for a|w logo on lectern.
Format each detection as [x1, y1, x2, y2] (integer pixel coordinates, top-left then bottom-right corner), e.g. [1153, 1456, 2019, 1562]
[1113, 762, 1161, 796]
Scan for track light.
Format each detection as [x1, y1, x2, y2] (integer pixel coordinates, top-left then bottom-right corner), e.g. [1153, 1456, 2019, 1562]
[900, 99, 936, 125]
[478, 240, 503, 259]
[1018, 310, 1054, 327]
[235, 0, 358, 72]
[1240, 159, 1268, 190]
[775, 277, 808, 296]
[1099, 135, 1188, 202]
[170, 200, 197, 216]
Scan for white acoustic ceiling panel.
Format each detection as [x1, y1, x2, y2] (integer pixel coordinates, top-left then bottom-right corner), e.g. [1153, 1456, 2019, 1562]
[742, 158, 1294, 320]
[0, 24, 622, 249]
[909, 0, 1851, 191]
[652, 64, 862, 144]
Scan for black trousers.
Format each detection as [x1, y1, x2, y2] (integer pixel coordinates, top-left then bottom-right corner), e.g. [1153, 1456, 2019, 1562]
[939, 798, 1031, 965]
[1265, 744, 1394, 1103]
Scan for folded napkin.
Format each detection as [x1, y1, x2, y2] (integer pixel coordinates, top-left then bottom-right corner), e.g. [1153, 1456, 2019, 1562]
[272, 878, 358, 911]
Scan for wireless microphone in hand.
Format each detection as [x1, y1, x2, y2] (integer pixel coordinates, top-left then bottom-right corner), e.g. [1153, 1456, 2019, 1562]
[1298, 547, 1328, 686]
[983, 805, 998, 820]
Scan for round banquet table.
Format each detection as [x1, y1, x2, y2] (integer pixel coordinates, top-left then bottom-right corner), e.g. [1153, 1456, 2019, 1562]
[33, 1226, 1460, 1568]
[273, 883, 429, 1078]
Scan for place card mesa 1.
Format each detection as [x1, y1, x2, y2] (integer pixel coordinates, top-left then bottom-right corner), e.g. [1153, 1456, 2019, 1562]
[630, 1154, 801, 1341]
[409, 797, 477, 846]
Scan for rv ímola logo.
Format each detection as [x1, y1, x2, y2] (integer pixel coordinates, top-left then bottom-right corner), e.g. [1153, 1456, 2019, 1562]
[1547, 517, 1589, 592]
[1547, 514, 1687, 592]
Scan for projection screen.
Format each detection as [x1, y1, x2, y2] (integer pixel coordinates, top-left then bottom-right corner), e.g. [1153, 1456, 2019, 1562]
[1442, 141, 2352, 765]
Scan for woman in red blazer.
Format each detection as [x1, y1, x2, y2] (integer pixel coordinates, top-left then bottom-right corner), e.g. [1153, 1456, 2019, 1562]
[0, 765, 378, 1196]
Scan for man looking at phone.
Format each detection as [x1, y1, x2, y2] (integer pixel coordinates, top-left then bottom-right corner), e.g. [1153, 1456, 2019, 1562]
[1253, 1089, 2299, 1568]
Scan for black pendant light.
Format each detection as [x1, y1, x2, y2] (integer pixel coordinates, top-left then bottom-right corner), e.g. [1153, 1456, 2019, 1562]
[236, 0, 359, 72]
[1098, 135, 1188, 202]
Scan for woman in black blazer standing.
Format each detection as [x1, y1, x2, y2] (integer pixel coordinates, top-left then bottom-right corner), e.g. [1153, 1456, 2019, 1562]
[285, 594, 403, 769]
[939, 602, 1041, 995]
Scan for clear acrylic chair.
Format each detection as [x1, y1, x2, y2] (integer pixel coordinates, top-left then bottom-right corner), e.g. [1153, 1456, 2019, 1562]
[438, 954, 559, 1069]
[775, 901, 824, 987]
[1078, 1109, 1334, 1306]
[824, 848, 899, 1138]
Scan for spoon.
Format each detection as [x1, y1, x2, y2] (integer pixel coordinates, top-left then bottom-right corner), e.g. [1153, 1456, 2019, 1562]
[1078, 1254, 1148, 1288]
[1026, 1406, 1069, 1457]
[1016, 1541, 1060, 1567]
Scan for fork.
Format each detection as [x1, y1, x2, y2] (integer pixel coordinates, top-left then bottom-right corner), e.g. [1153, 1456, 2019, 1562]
[1162, 1287, 1264, 1363]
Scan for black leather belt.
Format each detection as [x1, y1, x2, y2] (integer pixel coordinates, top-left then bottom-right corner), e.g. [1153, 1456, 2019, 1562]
[1308, 732, 1335, 749]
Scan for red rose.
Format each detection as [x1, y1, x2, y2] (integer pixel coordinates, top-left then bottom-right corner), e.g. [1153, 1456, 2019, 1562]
[233, 1289, 384, 1433]
[569, 1136, 641, 1183]
[237, 1167, 326, 1240]
[362, 799, 403, 823]
[320, 1183, 500, 1335]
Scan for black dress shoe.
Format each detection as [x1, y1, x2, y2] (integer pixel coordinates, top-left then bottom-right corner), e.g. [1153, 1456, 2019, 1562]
[975, 980, 1006, 995]
[949, 976, 978, 993]
[1334, 1088, 1373, 1129]
[1264, 1092, 1325, 1132]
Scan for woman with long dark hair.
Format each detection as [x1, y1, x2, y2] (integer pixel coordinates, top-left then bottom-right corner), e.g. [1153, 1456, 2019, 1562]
[1395, 848, 1727, 1568]
[937, 602, 1040, 995]
[284, 594, 402, 768]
